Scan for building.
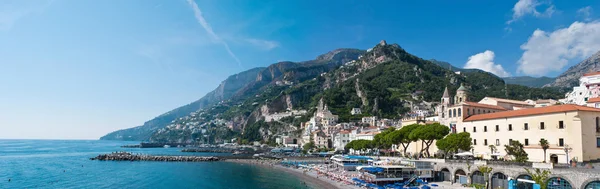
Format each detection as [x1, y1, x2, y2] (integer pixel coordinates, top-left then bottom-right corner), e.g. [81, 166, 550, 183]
[362, 116, 377, 126]
[561, 71, 600, 105]
[333, 130, 351, 151]
[355, 131, 380, 141]
[437, 85, 508, 133]
[313, 130, 329, 148]
[461, 104, 600, 163]
[478, 97, 534, 110]
[351, 108, 362, 115]
[588, 97, 600, 108]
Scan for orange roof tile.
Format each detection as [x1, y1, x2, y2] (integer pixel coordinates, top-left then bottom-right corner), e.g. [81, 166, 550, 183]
[462, 102, 507, 110]
[583, 71, 600, 77]
[339, 130, 351, 134]
[588, 97, 600, 103]
[464, 104, 600, 121]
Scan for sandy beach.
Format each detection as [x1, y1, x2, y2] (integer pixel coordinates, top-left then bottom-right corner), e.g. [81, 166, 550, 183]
[226, 159, 359, 189]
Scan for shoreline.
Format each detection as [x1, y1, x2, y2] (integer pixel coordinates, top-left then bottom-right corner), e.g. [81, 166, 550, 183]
[225, 159, 358, 189]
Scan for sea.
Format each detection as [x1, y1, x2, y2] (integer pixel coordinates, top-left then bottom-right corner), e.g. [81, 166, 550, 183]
[0, 140, 320, 189]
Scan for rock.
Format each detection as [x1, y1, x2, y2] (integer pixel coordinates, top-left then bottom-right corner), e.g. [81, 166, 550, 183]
[379, 40, 387, 46]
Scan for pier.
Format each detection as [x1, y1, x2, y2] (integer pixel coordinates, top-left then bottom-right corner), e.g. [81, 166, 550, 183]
[90, 152, 221, 162]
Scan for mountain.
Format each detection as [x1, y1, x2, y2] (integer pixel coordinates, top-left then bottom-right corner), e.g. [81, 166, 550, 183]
[430, 59, 481, 74]
[100, 67, 265, 141]
[502, 76, 555, 88]
[544, 51, 600, 88]
[147, 40, 564, 144]
[105, 40, 564, 143]
[100, 49, 365, 141]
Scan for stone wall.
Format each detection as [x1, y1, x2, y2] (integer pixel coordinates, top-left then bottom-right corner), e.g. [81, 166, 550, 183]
[432, 160, 600, 188]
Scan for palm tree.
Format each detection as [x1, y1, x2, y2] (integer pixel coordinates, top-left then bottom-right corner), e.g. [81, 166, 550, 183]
[539, 139, 549, 163]
[488, 145, 497, 160]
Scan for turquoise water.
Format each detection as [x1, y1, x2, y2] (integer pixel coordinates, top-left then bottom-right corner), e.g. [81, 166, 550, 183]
[0, 140, 318, 189]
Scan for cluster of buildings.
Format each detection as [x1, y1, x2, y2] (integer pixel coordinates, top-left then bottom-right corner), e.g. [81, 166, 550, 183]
[433, 73, 600, 164]
[274, 72, 600, 164]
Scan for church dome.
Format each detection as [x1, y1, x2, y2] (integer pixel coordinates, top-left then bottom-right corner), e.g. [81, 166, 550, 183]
[457, 84, 468, 91]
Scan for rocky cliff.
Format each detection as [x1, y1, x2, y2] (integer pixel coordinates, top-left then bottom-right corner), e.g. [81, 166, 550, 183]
[544, 51, 600, 88]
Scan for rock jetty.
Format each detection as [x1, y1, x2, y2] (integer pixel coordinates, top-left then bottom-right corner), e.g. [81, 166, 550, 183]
[90, 152, 221, 162]
[181, 148, 234, 153]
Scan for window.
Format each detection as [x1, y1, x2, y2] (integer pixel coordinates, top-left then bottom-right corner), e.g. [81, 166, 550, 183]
[597, 137, 600, 148]
[441, 113, 444, 118]
[509, 139, 513, 144]
[524, 123, 529, 130]
[559, 138, 564, 147]
[467, 108, 471, 116]
[559, 121, 564, 129]
[495, 139, 500, 146]
[458, 108, 462, 117]
[463, 127, 466, 132]
[448, 110, 451, 118]
[473, 139, 477, 145]
[484, 139, 488, 145]
[473, 127, 476, 132]
[540, 122, 545, 130]
[495, 125, 499, 132]
[478, 109, 481, 114]
[484, 126, 487, 132]
[508, 124, 513, 131]
[487, 110, 490, 113]
[525, 139, 529, 146]
[596, 117, 599, 132]
[453, 109, 457, 117]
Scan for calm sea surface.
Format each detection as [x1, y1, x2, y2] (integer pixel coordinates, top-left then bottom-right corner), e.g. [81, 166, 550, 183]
[0, 140, 318, 189]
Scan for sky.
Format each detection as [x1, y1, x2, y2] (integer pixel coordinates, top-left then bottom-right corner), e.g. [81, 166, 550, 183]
[0, 0, 599, 139]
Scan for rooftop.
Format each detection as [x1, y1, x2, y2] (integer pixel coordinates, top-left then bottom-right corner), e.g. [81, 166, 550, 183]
[460, 101, 507, 110]
[583, 71, 600, 77]
[464, 104, 600, 121]
[588, 97, 600, 103]
[483, 97, 531, 106]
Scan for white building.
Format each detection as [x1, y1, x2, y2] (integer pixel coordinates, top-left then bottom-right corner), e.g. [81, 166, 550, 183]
[333, 130, 351, 150]
[561, 71, 600, 105]
[361, 116, 377, 126]
[351, 108, 362, 115]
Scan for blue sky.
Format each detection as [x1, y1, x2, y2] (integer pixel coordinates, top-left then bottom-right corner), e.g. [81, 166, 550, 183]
[1, 0, 599, 139]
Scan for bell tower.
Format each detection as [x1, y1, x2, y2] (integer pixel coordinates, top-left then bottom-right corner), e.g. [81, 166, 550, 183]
[455, 83, 469, 104]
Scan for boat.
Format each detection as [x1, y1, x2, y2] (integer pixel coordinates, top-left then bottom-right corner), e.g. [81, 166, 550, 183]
[163, 145, 170, 148]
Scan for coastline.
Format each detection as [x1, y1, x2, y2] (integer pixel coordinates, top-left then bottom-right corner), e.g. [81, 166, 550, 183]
[225, 159, 358, 189]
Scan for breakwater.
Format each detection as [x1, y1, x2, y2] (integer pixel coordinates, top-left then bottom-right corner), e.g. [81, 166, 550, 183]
[90, 152, 221, 162]
[181, 148, 235, 153]
[120, 142, 194, 148]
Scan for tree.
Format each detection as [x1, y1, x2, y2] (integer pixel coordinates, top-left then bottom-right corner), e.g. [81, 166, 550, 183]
[477, 166, 493, 189]
[389, 124, 419, 156]
[505, 140, 528, 163]
[345, 139, 374, 154]
[303, 141, 315, 151]
[539, 138, 549, 163]
[525, 168, 551, 189]
[373, 127, 396, 149]
[409, 123, 450, 157]
[436, 132, 472, 157]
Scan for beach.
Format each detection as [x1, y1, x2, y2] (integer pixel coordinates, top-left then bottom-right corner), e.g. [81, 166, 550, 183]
[226, 159, 360, 189]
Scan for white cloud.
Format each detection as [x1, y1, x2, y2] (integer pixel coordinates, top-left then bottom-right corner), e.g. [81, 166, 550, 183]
[577, 6, 593, 21]
[517, 21, 600, 76]
[185, 0, 242, 68]
[243, 38, 279, 50]
[507, 0, 555, 24]
[464, 50, 511, 77]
